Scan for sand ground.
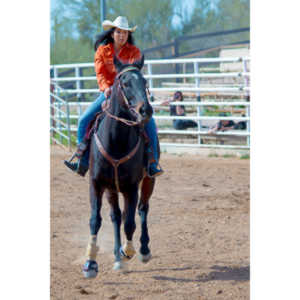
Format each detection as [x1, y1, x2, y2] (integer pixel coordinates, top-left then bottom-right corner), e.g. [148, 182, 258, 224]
[51, 145, 249, 300]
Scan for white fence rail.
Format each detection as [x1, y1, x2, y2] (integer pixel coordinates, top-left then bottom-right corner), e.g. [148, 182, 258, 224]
[50, 88, 72, 150]
[50, 56, 250, 150]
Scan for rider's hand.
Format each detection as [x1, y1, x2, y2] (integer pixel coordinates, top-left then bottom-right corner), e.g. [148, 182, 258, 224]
[104, 87, 111, 98]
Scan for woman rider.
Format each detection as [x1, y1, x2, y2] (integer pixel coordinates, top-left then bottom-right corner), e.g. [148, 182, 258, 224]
[64, 16, 163, 178]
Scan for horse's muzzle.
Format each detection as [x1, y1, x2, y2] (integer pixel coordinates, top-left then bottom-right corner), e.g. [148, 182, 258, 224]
[129, 101, 143, 122]
[130, 100, 152, 124]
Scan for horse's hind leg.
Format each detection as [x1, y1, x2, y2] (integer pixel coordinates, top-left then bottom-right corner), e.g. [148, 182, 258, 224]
[106, 190, 123, 270]
[83, 178, 104, 278]
[120, 185, 139, 262]
[138, 176, 155, 263]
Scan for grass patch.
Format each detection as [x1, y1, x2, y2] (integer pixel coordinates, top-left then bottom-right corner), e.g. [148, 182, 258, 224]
[202, 108, 231, 117]
[208, 153, 219, 157]
[54, 117, 78, 126]
[240, 154, 250, 159]
[222, 154, 236, 158]
[155, 110, 170, 116]
[51, 131, 77, 147]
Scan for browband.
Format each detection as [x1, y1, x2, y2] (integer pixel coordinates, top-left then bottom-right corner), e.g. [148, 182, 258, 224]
[116, 66, 140, 79]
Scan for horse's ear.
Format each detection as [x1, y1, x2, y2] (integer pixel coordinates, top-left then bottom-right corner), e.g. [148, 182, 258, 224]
[133, 54, 144, 70]
[113, 55, 124, 72]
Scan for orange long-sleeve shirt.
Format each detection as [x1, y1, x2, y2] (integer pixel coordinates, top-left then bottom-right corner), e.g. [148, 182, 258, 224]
[94, 42, 141, 92]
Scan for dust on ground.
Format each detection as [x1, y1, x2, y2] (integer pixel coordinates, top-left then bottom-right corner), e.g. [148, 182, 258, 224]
[51, 145, 249, 300]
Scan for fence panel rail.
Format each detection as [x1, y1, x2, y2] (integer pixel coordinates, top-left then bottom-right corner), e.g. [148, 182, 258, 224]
[50, 56, 250, 150]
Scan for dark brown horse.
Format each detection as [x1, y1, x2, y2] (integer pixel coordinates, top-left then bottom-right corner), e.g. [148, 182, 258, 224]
[83, 55, 157, 278]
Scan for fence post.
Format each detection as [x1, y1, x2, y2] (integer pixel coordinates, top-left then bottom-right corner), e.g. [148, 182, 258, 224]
[66, 101, 72, 151]
[53, 67, 63, 144]
[183, 63, 186, 84]
[147, 63, 154, 99]
[242, 58, 250, 147]
[79, 67, 85, 101]
[194, 62, 202, 145]
[53, 67, 58, 94]
[50, 68, 55, 142]
[174, 39, 180, 83]
[75, 66, 84, 120]
[75, 66, 81, 100]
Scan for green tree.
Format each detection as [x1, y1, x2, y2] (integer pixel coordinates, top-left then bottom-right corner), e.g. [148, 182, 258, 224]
[176, 0, 249, 57]
[217, 0, 250, 29]
[57, 0, 177, 51]
[51, 5, 93, 64]
[50, 0, 250, 64]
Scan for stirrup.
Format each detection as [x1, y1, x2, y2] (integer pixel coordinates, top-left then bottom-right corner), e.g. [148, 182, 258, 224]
[64, 159, 89, 177]
[64, 141, 87, 164]
[64, 146, 89, 177]
[64, 160, 78, 172]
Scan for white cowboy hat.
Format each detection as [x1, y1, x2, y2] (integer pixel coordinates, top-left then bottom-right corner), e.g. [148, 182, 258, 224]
[102, 16, 137, 32]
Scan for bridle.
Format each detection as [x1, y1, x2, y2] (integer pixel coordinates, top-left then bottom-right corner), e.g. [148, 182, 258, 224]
[103, 66, 146, 127]
[93, 66, 149, 193]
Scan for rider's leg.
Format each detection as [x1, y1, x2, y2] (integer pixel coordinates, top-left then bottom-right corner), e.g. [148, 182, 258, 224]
[77, 93, 106, 145]
[144, 117, 164, 177]
[173, 120, 184, 130]
[64, 93, 106, 176]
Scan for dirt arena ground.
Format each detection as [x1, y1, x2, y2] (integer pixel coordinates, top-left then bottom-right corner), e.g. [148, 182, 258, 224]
[51, 145, 249, 300]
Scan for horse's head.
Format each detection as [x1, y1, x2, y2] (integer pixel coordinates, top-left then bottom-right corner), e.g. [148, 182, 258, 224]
[113, 55, 153, 124]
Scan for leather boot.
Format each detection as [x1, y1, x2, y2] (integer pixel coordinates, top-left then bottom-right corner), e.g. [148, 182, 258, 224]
[64, 159, 89, 177]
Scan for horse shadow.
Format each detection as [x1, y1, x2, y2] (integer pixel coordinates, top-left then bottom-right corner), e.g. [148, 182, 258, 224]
[151, 265, 250, 283]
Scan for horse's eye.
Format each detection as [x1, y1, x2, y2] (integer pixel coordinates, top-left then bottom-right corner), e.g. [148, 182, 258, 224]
[123, 81, 129, 87]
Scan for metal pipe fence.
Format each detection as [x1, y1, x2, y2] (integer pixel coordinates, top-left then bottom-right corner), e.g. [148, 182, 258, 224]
[50, 86, 72, 150]
[50, 56, 250, 150]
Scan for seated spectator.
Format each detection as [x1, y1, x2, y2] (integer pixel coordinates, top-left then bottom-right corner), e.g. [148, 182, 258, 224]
[161, 91, 198, 130]
[234, 114, 247, 130]
[208, 113, 235, 134]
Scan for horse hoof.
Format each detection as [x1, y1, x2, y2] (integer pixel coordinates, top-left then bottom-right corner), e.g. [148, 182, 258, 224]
[120, 246, 135, 261]
[82, 260, 98, 278]
[138, 252, 152, 263]
[113, 261, 125, 271]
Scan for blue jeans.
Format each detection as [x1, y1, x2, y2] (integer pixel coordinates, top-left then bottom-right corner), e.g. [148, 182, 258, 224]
[77, 93, 158, 166]
[77, 93, 106, 144]
[145, 117, 158, 163]
[173, 119, 197, 130]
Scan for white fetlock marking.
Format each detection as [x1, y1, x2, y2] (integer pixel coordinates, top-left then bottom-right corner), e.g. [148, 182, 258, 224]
[123, 241, 136, 257]
[113, 261, 124, 270]
[86, 244, 99, 260]
[85, 237, 99, 260]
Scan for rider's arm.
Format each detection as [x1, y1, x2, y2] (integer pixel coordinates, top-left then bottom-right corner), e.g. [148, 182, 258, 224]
[94, 46, 112, 92]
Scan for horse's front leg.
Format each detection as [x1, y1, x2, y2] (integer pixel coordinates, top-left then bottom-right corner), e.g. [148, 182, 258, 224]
[83, 178, 104, 278]
[119, 184, 139, 262]
[106, 190, 123, 270]
[138, 176, 155, 263]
